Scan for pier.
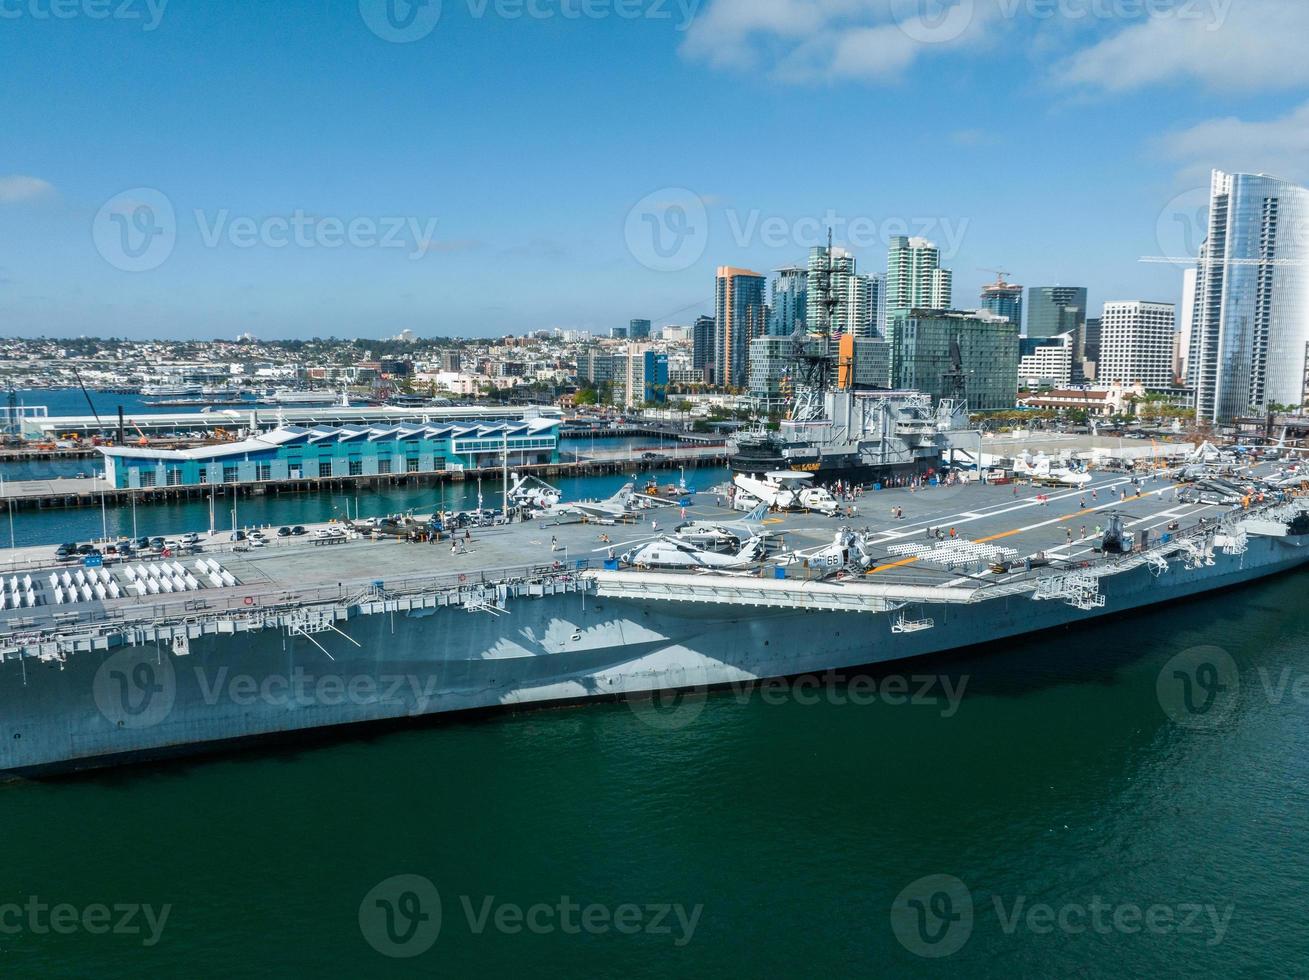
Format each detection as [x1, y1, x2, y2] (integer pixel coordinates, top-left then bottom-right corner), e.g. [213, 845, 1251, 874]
[0, 445, 729, 512]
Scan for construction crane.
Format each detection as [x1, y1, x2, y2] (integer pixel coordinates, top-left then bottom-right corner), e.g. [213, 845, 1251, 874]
[978, 267, 1013, 283]
[1140, 256, 1306, 267]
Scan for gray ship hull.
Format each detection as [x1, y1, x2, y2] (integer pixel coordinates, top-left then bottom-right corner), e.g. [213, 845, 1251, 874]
[2, 532, 1305, 775]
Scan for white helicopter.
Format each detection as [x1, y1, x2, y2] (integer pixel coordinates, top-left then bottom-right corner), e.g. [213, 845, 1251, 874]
[732, 472, 839, 516]
[622, 534, 766, 570]
[781, 527, 875, 576]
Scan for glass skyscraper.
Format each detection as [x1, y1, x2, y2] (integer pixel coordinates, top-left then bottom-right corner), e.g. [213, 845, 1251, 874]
[770, 266, 807, 337]
[1188, 170, 1309, 423]
[1026, 286, 1087, 341]
[980, 277, 1023, 331]
[628, 319, 652, 340]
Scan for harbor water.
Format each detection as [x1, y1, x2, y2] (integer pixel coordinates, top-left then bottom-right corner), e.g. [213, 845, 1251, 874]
[4, 390, 1309, 976]
[4, 566, 1308, 976]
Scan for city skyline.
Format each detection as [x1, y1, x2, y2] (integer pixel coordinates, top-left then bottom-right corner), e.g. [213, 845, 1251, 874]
[3, 1, 1308, 339]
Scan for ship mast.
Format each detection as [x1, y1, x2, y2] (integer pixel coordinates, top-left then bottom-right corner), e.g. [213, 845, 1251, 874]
[789, 229, 839, 422]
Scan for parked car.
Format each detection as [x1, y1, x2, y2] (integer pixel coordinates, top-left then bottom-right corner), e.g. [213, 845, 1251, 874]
[55, 543, 76, 560]
[277, 526, 292, 537]
[229, 530, 246, 542]
[291, 526, 307, 536]
[149, 536, 166, 551]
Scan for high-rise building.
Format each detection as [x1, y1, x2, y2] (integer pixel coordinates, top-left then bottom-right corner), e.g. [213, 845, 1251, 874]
[629, 319, 652, 340]
[1099, 301, 1176, 390]
[692, 315, 716, 379]
[804, 245, 882, 336]
[748, 336, 793, 409]
[885, 236, 952, 318]
[440, 351, 461, 373]
[1082, 317, 1102, 369]
[1189, 170, 1309, 422]
[610, 326, 628, 340]
[1178, 268, 1197, 383]
[886, 309, 1019, 411]
[715, 267, 768, 389]
[770, 266, 807, 337]
[1026, 286, 1088, 341]
[980, 275, 1023, 330]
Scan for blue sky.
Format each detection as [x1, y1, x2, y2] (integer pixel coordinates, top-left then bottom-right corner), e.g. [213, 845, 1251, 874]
[1, 0, 1307, 339]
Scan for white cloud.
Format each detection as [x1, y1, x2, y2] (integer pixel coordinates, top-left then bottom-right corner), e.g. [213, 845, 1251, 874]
[0, 175, 56, 204]
[681, 0, 992, 82]
[1155, 101, 1309, 186]
[1060, 0, 1309, 93]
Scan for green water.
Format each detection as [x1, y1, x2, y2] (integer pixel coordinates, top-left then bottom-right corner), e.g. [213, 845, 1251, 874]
[5, 568, 1309, 976]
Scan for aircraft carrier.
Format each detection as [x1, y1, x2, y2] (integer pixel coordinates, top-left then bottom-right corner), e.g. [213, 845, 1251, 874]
[0, 463, 1307, 775]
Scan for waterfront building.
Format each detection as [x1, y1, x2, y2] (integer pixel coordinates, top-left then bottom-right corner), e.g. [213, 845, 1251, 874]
[886, 309, 1019, 411]
[624, 344, 669, 407]
[885, 236, 952, 319]
[98, 418, 561, 489]
[1099, 301, 1176, 390]
[715, 267, 768, 389]
[1188, 170, 1309, 422]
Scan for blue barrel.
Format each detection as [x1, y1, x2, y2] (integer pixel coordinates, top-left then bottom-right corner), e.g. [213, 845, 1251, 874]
[603, 559, 619, 571]
[774, 566, 787, 579]
[873, 483, 882, 491]
[1161, 533, 1172, 543]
